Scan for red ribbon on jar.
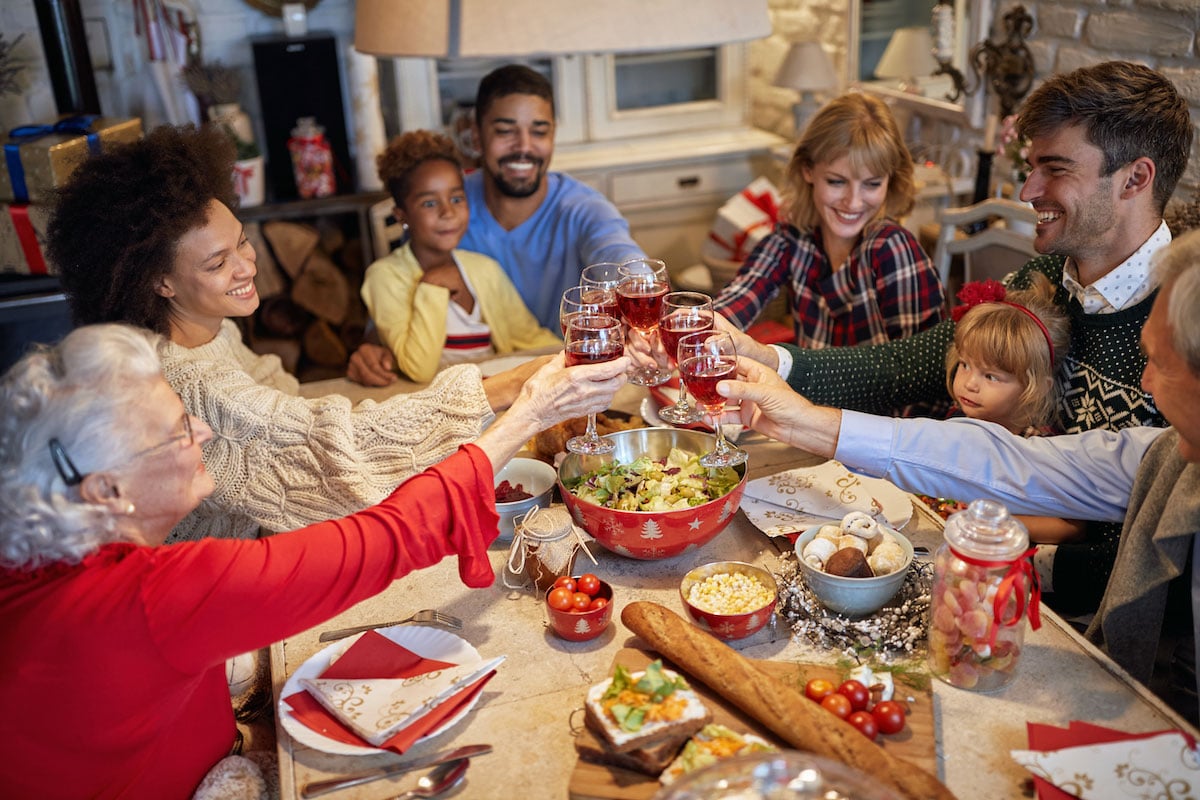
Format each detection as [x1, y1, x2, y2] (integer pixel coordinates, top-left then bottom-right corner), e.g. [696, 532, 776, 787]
[950, 545, 1042, 647]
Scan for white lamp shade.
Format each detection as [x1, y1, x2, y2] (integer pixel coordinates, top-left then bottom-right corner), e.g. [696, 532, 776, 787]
[773, 41, 837, 92]
[355, 0, 771, 58]
[874, 27, 939, 81]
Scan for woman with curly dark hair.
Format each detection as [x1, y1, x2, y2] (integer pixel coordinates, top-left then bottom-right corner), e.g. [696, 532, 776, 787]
[362, 129, 558, 383]
[46, 124, 627, 544]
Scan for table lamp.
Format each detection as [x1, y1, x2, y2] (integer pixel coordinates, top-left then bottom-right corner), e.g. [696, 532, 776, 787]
[772, 41, 837, 136]
[874, 26, 939, 94]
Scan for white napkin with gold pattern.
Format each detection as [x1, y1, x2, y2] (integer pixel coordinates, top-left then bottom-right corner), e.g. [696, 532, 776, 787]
[1012, 730, 1200, 799]
[741, 460, 909, 538]
[301, 655, 505, 746]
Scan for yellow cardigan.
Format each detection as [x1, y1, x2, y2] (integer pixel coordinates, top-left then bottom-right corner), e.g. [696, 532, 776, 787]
[361, 243, 561, 382]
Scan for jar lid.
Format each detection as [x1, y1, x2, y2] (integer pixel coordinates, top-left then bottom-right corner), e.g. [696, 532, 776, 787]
[943, 498, 1029, 560]
[518, 506, 574, 542]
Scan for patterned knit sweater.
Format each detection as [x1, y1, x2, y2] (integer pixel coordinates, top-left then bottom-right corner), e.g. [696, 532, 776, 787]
[783, 255, 1165, 609]
[160, 320, 494, 543]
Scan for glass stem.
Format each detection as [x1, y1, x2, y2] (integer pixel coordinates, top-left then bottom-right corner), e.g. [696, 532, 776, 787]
[585, 412, 600, 441]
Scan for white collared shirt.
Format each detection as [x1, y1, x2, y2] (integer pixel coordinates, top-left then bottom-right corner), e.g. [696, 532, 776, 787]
[1061, 221, 1171, 313]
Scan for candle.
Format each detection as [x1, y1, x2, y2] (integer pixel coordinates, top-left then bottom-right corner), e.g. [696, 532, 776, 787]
[932, 4, 955, 64]
[983, 113, 999, 152]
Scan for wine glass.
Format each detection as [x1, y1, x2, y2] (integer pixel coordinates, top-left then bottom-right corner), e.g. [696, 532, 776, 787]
[678, 331, 747, 468]
[656, 292, 713, 425]
[564, 313, 625, 456]
[580, 262, 624, 297]
[616, 258, 672, 387]
[559, 285, 610, 337]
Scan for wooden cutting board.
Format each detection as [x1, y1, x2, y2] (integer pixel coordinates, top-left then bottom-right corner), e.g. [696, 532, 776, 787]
[568, 648, 935, 800]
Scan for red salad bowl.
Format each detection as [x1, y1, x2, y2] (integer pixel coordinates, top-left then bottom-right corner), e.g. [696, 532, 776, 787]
[557, 428, 747, 560]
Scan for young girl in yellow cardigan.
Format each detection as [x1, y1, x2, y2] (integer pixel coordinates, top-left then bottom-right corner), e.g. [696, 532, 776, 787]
[362, 131, 559, 382]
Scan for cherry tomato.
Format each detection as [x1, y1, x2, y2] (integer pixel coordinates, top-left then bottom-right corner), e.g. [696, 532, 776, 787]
[571, 591, 592, 611]
[577, 573, 601, 596]
[804, 678, 835, 702]
[871, 700, 906, 735]
[588, 596, 609, 611]
[847, 710, 878, 740]
[837, 679, 870, 711]
[820, 692, 851, 719]
[547, 587, 574, 611]
[553, 576, 577, 593]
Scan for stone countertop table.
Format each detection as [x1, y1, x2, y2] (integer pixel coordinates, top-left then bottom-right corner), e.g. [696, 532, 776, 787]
[277, 374, 1196, 800]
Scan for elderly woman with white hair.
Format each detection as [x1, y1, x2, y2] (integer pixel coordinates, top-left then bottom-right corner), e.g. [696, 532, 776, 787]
[0, 322, 627, 799]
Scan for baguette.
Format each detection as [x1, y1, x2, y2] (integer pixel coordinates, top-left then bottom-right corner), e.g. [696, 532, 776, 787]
[621, 601, 957, 800]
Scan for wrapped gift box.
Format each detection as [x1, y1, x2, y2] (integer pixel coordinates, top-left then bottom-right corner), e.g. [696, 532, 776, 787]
[2, 116, 143, 203]
[701, 176, 782, 263]
[0, 203, 53, 275]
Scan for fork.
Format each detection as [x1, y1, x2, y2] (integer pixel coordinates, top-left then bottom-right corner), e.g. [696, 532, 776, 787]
[318, 609, 463, 642]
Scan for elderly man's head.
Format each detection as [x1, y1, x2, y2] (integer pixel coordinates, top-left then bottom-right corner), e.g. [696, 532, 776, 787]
[1142, 228, 1200, 461]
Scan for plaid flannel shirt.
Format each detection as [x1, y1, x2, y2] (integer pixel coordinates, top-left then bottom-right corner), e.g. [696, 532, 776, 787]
[713, 220, 945, 348]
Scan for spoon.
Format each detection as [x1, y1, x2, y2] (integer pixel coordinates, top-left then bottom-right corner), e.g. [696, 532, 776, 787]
[392, 758, 469, 800]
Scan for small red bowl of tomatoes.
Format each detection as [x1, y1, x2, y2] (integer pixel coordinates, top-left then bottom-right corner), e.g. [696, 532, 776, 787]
[545, 574, 613, 642]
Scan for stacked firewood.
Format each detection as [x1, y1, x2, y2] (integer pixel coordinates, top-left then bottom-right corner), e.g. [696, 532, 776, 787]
[240, 219, 368, 381]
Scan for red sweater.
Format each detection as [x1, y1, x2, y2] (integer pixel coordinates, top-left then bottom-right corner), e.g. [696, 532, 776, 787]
[0, 445, 498, 800]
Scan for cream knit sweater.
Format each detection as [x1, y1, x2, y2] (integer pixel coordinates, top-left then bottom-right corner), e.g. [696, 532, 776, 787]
[160, 320, 493, 542]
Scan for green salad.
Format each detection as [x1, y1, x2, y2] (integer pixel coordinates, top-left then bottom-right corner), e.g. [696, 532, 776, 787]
[563, 447, 740, 512]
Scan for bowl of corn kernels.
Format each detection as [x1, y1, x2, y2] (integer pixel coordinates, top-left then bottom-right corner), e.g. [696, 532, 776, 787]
[679, 561, 778, 640]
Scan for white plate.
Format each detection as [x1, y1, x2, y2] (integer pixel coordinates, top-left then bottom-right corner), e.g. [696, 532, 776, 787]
[741, 462, 913, 538]
[478, 354, 539, 377]
[639, 393, 746, 441]
[280, 626, 482, 756]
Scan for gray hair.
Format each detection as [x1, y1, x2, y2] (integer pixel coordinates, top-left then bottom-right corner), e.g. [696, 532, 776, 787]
[0, 323, 165, 569]
[1154, 228, 1200, 374]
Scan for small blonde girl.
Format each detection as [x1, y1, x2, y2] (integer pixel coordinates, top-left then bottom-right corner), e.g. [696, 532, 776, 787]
[945, 274, 1069, 435]
[943, 274, 1082, 544]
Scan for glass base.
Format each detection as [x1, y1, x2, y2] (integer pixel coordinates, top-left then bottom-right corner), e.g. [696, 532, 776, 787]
[628, 365, 671, 387]
[566, 434, 615, 455]
[657, 402, 704, 425]
[700, 443, 748, 468]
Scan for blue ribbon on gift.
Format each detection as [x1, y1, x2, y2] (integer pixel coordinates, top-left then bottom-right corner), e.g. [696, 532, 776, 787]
[5, 115, 101, 203]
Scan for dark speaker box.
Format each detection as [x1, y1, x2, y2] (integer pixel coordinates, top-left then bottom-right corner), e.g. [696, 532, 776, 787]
[251, 32, 354, 201]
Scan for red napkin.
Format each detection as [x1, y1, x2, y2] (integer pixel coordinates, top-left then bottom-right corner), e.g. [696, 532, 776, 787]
[1025, 721, 1194, 799]
[283, 630, 496, 754]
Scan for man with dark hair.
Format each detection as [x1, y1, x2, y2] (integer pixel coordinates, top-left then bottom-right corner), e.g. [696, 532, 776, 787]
[718, 226, 1200, 723]
[349, 64, 643, 384]
[728, 61, 1193, 614]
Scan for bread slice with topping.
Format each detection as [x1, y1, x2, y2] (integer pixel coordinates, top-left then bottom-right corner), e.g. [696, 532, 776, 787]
[583, 660, 711, 753]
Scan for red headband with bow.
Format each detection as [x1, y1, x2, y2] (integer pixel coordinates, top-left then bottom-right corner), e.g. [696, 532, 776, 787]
[951, 280, 1055, 365]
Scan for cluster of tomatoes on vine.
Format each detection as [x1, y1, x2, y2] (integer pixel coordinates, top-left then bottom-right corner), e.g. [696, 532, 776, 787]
[546, 574, 608, 613]
[803, 678, 907, 740]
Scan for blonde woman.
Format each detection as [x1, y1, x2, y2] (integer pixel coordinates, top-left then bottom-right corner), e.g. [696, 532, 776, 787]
[714, 92, 944, 348]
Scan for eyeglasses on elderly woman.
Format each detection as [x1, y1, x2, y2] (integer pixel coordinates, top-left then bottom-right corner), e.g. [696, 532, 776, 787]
[47, 399, 195, 487]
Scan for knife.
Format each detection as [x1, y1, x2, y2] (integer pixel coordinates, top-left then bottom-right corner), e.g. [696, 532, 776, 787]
[301, 744, 492, 797]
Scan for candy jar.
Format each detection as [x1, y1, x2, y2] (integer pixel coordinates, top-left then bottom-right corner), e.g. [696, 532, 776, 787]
[286, 117, 336, 199]
[927, 499, 1040, 692]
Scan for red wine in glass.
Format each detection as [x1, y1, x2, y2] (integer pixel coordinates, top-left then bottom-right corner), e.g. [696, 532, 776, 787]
[565, 339, 624, 366]
[617, 281, 669, 331]
[660, 316, 714, 368]
[680, 354, 737, 409]
[581, 287, 619, 320]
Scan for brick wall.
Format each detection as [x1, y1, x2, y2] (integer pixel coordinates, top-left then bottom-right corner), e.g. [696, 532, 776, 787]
[750, 0, 1200, 203]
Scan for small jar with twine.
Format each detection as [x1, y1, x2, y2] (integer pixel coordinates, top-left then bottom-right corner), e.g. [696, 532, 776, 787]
[504, 506, 595, 593]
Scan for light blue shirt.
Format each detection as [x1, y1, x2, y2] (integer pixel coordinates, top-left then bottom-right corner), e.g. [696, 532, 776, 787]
[834, 411, 1167, 522]
[460, 171, 644, 330]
